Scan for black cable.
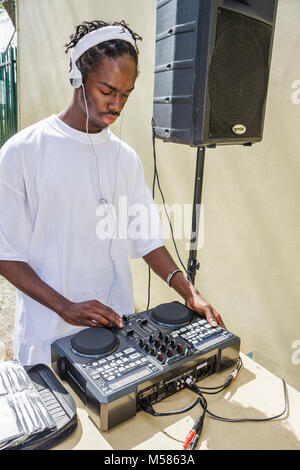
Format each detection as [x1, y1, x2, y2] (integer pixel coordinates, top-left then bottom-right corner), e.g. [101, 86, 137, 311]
[205, 379, 288, 423]
[146, 118, 193, 310]
[195, 357, 243, 392]
[140, 396, 201, 417]
[190, 376, 288, 424]
[146, 119, 158, 311]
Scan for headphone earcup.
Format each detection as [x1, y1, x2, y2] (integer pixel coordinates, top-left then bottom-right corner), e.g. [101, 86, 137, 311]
[69, 67, 82, 88]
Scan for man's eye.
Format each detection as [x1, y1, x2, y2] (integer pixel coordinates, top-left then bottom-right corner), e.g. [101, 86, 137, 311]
[100, 90, 111, 96]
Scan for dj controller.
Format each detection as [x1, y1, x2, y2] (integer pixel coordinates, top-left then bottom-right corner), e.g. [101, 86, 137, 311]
[51, 301, 240, 431]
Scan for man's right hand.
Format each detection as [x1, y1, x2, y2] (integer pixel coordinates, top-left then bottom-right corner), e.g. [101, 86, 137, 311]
[0, 261, 123, 330]
[60, 299, 124, 329]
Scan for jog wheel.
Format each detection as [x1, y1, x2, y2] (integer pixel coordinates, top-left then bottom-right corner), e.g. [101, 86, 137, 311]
[150, 301, 194, 329]
[70, 327, 119, 358]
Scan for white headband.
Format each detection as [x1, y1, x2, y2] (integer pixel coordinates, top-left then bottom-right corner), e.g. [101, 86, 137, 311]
[71, 25, 137, 64]
[70, 25, 137, 88]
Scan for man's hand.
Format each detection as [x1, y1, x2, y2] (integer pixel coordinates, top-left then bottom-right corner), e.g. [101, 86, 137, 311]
[59, 299, 124, 329]
[143, 246, 227, 329]
[185, 286, 226, 329]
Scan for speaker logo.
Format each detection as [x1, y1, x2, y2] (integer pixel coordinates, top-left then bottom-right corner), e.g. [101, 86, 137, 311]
[232, 124, 246, 135]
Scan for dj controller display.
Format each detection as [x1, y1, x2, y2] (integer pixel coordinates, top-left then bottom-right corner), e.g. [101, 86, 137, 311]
[51, 301, 240, 430]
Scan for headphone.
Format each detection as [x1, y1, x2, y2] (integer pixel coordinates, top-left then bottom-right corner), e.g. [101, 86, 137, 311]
[68, 26, 136, 308]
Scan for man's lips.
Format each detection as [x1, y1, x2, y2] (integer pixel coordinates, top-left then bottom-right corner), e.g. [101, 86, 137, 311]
[101, 114, 119, 125]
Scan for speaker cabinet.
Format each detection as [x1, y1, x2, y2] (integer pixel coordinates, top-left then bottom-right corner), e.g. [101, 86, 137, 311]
[153, 0, 278, 147]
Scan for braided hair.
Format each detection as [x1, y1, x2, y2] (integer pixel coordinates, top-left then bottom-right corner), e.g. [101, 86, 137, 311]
[65, 20, 142, 83]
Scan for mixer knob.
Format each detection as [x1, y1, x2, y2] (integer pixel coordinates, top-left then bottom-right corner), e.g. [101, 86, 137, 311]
[150, 347, 156, 356]
[158, 331, 164, 339]
[139, 339, 145, 348]
[149, 335, 155, 343]
[167, 347, 173, 357]
[176, 343, 183, 354]
[161, 343, 167, 353]
[144, 343, 151, 352]
[164, 335, 170, 343]
[155, 338, 161, 347]
[141, 318, 148, 325]
[126, 329, 134, 336]
[123, 315, 129, 323]
[170, 339, 176, 347]
[156, 352, 163, 362]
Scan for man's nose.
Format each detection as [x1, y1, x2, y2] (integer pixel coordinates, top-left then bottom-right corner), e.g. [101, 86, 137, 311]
[108, 93, 122, 113]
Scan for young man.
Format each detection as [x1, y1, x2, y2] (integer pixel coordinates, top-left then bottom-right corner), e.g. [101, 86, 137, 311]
[0, 20, 224, 366]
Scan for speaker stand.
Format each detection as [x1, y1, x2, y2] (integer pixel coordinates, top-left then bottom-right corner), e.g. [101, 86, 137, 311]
[186, 146, 206, 285]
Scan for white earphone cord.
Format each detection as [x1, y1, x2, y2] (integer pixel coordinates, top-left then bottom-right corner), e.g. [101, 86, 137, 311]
[81, 83, 124, 308]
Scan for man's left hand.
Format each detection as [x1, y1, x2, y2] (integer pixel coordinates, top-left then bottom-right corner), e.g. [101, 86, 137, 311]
[185, 286, 226, 329]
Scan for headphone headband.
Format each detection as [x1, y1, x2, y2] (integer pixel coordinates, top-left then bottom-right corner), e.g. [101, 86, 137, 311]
[70, 26, 137, 88]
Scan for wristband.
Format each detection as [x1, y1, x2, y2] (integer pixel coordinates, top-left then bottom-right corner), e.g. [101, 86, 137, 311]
[166, 269, 182, 286]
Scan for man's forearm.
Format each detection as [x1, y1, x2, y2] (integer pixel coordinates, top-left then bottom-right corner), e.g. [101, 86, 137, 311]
[0, 261, 70, 315]
[143, 246, 194, 301]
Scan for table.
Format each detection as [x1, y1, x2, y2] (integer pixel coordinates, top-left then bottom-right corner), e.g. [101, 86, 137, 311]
[53, 353, 300, 450]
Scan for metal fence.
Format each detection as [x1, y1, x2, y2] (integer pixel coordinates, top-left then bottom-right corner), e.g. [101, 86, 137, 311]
[0, 46, 18, 147]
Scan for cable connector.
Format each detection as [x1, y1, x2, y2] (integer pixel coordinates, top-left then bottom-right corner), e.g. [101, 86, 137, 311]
[183, 429, 196, 449]
[185, 377, 199, 392]
[183, 414, 205, 450]
[140, 399, 155, 415]
[224, 367, 240, 387]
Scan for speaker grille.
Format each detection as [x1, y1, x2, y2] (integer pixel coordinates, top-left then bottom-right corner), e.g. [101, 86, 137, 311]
[208, 8, 273, 141]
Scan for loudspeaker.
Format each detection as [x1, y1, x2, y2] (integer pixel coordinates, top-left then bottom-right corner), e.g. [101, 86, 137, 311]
[153, 0, 278, 147]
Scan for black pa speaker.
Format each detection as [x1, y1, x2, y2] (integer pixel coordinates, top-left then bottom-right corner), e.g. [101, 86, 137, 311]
[153, 0, 278, 147]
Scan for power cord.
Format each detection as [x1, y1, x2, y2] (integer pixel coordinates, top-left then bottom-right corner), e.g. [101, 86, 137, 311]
[140, 396, 201, 417]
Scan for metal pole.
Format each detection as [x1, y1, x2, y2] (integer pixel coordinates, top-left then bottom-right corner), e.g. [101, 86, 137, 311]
[186, 146, 206, 285]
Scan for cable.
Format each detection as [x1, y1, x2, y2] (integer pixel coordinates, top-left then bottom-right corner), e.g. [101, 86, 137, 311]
[205, 379, 288, 423]
[81, 84, 124, 308]
[187, 374, 288, 424]
[194, 356, 243, 393]
[140, 396, 201, 417]
[147, 118, 194, 309]
[151, 119, 189, 276]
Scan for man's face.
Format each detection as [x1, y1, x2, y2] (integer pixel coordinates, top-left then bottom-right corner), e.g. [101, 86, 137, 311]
[81, 53, 137, 132]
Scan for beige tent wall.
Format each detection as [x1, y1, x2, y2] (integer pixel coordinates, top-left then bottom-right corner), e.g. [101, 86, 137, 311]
[16, 0, 300, 390]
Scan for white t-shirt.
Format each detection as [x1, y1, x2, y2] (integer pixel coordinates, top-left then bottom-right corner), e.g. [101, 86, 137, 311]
[0, 115, 163, 365]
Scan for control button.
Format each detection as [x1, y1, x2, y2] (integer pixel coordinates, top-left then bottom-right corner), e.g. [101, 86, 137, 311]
[141, 318, 148, 325]
[129, 352, 141, 359]
[124, 348, 135, 354]
[126, 329, 134, 336]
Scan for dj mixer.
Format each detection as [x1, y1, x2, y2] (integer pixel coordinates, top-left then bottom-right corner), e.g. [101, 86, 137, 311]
[51, 301, 240, 430]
